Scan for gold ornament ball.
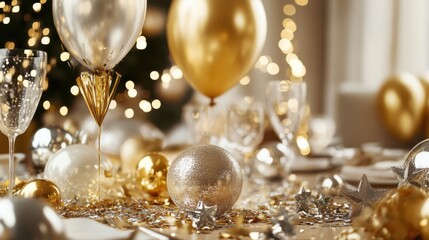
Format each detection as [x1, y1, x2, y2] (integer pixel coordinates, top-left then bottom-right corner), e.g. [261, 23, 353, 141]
[167, 145, 243, 216]
[136, 152, 169, 196]
[17, 179, 61, 207]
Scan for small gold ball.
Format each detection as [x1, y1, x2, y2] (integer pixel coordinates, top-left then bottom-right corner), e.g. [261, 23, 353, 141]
[17, 179, 61, 207]
[136, 152, 169, 196]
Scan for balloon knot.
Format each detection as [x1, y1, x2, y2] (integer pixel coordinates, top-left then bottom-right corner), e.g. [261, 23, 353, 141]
[209, 98, 216, 107]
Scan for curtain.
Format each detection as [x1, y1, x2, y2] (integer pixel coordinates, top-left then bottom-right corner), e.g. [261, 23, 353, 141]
[325, 0, 429, 146]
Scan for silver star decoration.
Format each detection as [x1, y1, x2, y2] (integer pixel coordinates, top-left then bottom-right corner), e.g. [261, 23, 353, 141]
[341, 174, 387, 219]
[188, 201, 217, 230]
[271, 206, 295, 240]
[392, 160, 429, 189]
[315, 194, 333, 215]
[295, 186, 312, 213]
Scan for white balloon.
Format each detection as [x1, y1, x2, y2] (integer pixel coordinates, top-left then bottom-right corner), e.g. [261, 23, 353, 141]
[44, 144, 110, 202]
[52, 0, 147, 70]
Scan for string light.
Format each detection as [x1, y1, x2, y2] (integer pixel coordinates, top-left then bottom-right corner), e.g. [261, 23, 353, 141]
[152, 99, 161, 109]
[139, 100, 152, 113]
[136, 36, 147, 50]
[109, 100, 117, 109]
[239, 76, 251, 86]
[124, 108, 134, 118]
[70, 85, 79, 96]
[42, 100, 50, 110]
[59, 106, 68, 116]
[150, 71, 159, 80]
[125, 80, 135, 90]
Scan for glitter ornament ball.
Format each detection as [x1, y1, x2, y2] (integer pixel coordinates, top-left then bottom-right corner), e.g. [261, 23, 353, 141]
[30, 127, 74, 171]
[44, 144, 110, 202]
[167, 145, 243, 216]
[17, 179, 62, 207]
[0, 198, 65, 240]
[136, 152, 169, 196]
[253, 141, 291, 180]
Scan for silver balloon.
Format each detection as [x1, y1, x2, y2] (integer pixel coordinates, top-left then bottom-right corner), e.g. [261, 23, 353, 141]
[30, 127, 74, 171]
[0, 198, 65, 240]
[253, 141, 292, 181]
[52, 0, 147, 70]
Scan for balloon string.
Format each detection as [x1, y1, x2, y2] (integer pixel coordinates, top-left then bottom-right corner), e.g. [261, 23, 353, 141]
[97, 125, 101, 201]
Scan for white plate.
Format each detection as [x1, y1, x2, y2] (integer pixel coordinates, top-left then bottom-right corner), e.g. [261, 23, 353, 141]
[0, 153, 26, 178]
[291, 157, 334, 172]
[339, 164, 399, 186]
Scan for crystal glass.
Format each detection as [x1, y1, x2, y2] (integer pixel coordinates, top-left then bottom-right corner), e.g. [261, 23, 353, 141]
[225, 101, 265, 175]
[0, 49, 46, 196]
[265, 80, 307, 166]
[182, 103, 226, 145]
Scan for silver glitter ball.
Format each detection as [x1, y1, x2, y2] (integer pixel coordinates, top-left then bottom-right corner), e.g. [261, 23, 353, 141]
[30, 127, 74, 170]
[0, 198, 65, 240]
[167, 145, 243, 216]
[253, 141, 292, 180]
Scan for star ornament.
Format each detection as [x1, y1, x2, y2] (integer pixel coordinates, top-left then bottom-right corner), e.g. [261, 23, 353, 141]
[188, 201, 217, 230]
[295, 186, 312, 213]
[391, 160, 429, 189]
[341, 174, 387, 219]
[271, 206, 295, 239]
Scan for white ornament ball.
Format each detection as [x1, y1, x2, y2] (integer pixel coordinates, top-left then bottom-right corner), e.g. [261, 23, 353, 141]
[167, 144, 243, 216]
[44, 144, 109, 202]
[0, 198, 65, 240]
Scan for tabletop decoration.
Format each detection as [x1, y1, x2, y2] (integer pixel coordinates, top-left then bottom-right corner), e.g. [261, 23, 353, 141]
[167, 145, 243, 216]
[52, 0, 147, 200]
[0, 198, 66, 240]
[44, 144, 111, 202]
[295, 187, 312, 213]
[271, 206, 296, 239]
[392, 160, 428, 188]
[17, 178, 61, 207]
[340, 174, 387, 219]
[315, 194, 333, 215]
[0, 49, 46, 196]
[188, 201, 218, 231]
[339, 186, 429, 239]
[166, 0, 266, 106]
[30, 126, 75, 172]
[136, 152, 169, 196]
[253, 141, 290, 181]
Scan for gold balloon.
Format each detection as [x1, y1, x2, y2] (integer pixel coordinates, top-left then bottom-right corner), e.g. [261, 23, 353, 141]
[136, 152, 169, 196]
[17, 179, 61, 207]
[166, 0, 267, 103]
[376, 73, 425, 142]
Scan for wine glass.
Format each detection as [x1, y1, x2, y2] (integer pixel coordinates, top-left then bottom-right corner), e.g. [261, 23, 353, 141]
[225, 101, 265, 176]
[265, 80, 307, 170]
[182, 103, 226, 145]
[0, 49, 46, 196]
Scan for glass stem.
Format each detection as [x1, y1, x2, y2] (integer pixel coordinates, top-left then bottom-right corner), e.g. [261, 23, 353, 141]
[97, 125, 101, 201]
[8, 135, 16, 197]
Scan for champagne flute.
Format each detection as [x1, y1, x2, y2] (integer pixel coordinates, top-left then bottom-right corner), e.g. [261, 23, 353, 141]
[265, 80, 307, 170]
[225, 101, 265, 176]
[0, 49, 46, 196]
